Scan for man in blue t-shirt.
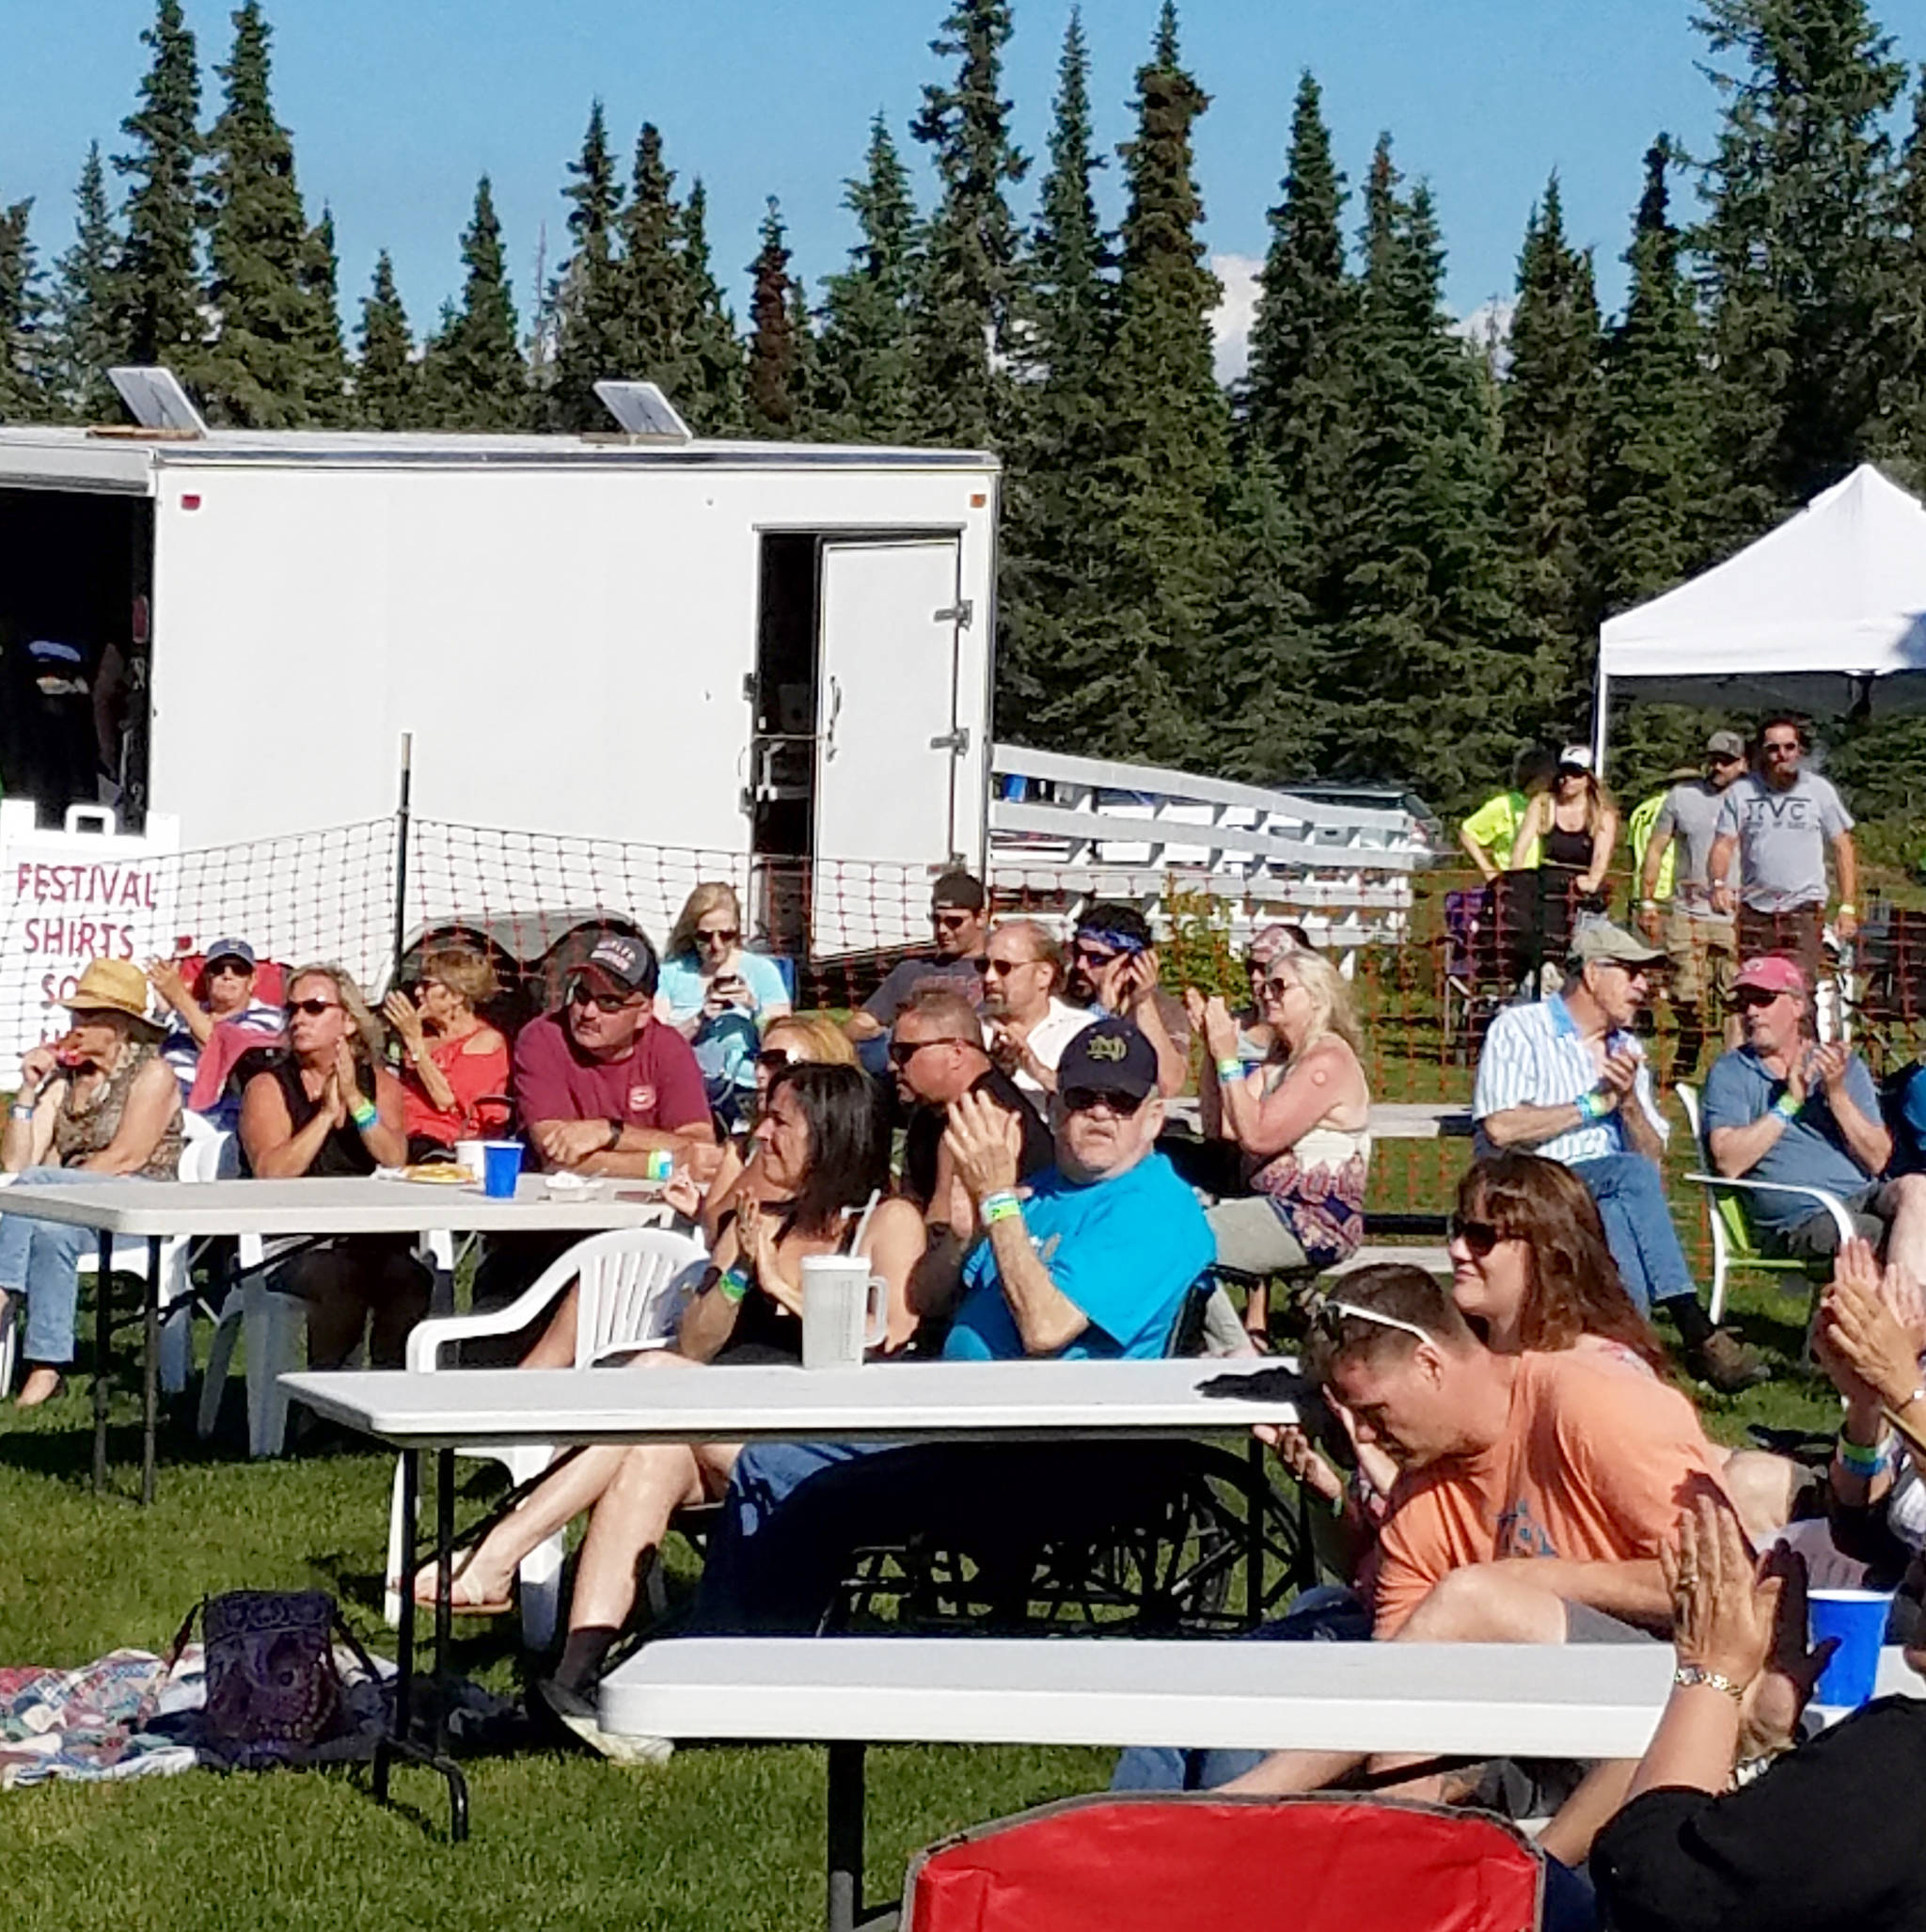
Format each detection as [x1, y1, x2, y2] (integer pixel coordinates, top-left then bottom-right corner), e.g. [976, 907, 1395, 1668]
[688, 1017, 1214, 1636]
[1701, 956, 1926, 1278]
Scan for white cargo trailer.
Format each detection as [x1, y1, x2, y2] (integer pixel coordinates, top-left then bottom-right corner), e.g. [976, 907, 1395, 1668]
[0, 420, 1000, 977]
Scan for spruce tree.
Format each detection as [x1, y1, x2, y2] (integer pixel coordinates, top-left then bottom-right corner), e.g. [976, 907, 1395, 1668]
[298, 207, 348, 425]
[0, 199, 47, 420]
[113, 0, 202, 371]
[354, 247, 415, 428]
[46, 145, 121, 420]
[424, 177, 527, 430]
[1500, 175, 1604, 712]
[1324, 138, 1526, 803]
[1066, 3, 1229, 764]
[1242, 72, 1350, 506]
[744, 198, 798, 435]
[546, 101, 626, 431]
[198, 0, 333, 425]
[1597, 139, 1717, 609]
[816, 114, 922, 441]
[674, 181, 746, 434]
[1694, 0, 1906, 537]
[616, 124, 691, 403]
[1870, 76, 1926, 485]
[999, 8, 1113, 739]
[907, 0, 1028, 448]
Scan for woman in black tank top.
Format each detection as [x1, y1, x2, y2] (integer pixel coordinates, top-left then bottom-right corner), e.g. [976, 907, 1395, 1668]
[1511, 748, 1620, 945]
[412, 1063, 928, 1708]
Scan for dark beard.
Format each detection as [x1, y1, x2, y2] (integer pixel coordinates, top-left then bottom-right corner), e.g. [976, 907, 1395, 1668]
[1065, 966, 1096, 1006]
[1766, 762, 1798, 791]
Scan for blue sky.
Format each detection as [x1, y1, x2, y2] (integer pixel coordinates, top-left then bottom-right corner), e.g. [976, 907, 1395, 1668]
[0, 1, 1909, 372]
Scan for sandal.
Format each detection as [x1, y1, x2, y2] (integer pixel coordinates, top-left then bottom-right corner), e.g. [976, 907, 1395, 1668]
[411, 1553, 513, 1618]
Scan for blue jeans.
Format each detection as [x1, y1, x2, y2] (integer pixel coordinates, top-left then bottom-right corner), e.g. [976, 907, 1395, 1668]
[0, 1166, 128, 1366]
[1570, 1153, 1695, 1315]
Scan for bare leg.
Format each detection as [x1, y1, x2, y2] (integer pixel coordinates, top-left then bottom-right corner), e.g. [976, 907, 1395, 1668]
[1539, 1759, 1638, 1867]
[553, 1440, 734, 1691]
[1883, 1176, 1926, 1288]
[1719, 1449, 1802, 1544]
[520, 1282, 580, 1369]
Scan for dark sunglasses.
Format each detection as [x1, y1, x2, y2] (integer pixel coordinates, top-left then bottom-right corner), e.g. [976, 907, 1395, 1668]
[697, 927, 740, 946]
[1070, 942, 1120, 968]
[1447, 1213, 1508, 1259]
[1060, 1085, 1147, 1117]
[1256, 974, 1297, 998]
[932, 911, 974, 932]
[887, 1036, 969, 1068]
[1730, 987, 1784, 1011]
[286, 997, 339, 1018]
[207, 958, 253, 978]
[980, 956, 1032, 976]
[755, 1046, 802, 1072]
[1762, 739, 1801, 756]
[566, 977, 634, 1014]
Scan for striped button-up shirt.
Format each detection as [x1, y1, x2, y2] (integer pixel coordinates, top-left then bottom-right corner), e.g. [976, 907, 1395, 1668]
[1472, 994, 1666, 1167]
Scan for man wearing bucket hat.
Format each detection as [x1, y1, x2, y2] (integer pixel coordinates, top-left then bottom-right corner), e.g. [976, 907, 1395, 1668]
[0, 959, 183, 1406]
[1475, 921, 1764, 1390]
[1637, 729, 1751, 1075]
[1702, 955, 1926, 1279]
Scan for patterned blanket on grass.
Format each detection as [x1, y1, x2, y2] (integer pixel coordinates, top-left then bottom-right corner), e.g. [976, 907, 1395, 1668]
[0, 1643, 404, 1789]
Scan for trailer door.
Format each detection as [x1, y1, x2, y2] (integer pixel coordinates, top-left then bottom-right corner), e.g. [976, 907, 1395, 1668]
[813, 537, 966, 872]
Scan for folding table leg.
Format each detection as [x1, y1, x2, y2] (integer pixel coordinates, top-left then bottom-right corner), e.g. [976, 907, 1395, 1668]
[374, 1446, 419, 1803]
[141, 1234, 162, 1505]
[826, 1741, 866, 1932]
[92, 1229, 114, 1495]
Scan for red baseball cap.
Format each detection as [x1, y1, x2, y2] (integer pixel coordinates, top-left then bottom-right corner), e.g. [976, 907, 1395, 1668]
[1733, 955, 1807, 996]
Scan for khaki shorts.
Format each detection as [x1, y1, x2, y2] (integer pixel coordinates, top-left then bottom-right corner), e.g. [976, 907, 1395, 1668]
[1664, 906, 1738, 1011]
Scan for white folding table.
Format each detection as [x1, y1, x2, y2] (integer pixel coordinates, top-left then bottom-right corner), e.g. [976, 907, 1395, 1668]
[6, 1174, 671, 1502]
[599, 1636, 1926, 1932]
[279, 1357, 1303, 1844]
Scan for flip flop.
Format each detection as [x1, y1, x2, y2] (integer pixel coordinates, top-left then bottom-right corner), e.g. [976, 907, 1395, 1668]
[411, 1557, 513, 1618]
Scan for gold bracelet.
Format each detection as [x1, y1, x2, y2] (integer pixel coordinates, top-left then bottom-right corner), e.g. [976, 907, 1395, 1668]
[1673, 1665, 1746, 1702]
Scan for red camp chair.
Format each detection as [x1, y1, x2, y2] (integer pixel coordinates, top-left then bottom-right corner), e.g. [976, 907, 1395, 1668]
[902, 1793, 1544, 1932]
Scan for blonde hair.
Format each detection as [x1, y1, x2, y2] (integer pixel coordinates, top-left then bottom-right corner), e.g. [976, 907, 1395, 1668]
[419, 945, 498, 1009]
[287, 962, 386, 1068]
[763, 1011, 858, 1068]
[667, 881, 745, 961]
[1265, 948, 1363, 1056]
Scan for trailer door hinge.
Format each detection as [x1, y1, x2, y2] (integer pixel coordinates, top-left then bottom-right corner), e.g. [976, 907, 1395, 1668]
[934, 599, 973, 628]
[929, 727, 971, 756]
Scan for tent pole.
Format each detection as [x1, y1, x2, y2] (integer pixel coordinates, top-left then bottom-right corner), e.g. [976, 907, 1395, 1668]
[1591, 658, 1610, 777]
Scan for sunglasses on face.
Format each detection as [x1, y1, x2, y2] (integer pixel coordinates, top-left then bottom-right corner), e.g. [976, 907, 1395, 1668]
[887, 1035, 968, 1068]
[566, 977, 634, 1014]
[697, 928, 740, 946]
[980, 956, 1033, 977]
[1731, 987, 1785, 1011]
[1763, 740, 1800, 757]
[208, 959, 252, 979]
[1312, 1297, 1434, 1347]
[932, 911, 973, 932]
[1257, 974, 1297, 998]
[1446, 1214, 1508, 1259]
[1070, 942, 1120, 969]
[287, 997, 339, 1018]
[1060, 1085, 1146, 1117]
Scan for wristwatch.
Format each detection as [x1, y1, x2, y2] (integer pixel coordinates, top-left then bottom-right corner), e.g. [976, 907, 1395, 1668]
[604, 1117, 624, 1151]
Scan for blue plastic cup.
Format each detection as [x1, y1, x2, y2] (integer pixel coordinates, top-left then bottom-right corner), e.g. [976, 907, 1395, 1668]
[1809, 1588, 1891, 1708]
[481, 1140, 523, 1200]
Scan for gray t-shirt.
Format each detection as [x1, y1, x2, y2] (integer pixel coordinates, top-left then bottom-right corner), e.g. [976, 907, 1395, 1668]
[1714, 770, 1853, 911]
[1699, 1044, 1880, 1232]
[1654, 779, 1737, 917]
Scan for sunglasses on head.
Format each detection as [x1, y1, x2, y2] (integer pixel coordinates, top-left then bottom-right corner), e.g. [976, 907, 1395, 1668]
[566, 977, 634, 1014]
[1060, 1085, 1147, 1117]
[287, 997, 339, 1018]
[697, 927, 740, 946]
[887, 1035, 969, 1068]
[1446, 1213, 1508, 1259]
[1312, 1297, 1434, 1347]
[755, 1046, 802, 1072]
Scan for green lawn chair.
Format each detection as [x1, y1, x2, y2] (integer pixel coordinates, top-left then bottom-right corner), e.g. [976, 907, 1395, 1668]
[1676, 1082, 1856, 1337]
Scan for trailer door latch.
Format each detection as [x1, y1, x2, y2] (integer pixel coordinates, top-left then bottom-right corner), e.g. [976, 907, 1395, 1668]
[929, 727, 971, 756]
[933, 599, 973, 628]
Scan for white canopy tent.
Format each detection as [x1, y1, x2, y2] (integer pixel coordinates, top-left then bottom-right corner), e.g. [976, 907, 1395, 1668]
[1592, 464, 1926, 767]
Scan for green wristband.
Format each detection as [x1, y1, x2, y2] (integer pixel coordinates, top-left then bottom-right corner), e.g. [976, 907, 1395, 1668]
[349, 1099, 378, 1131]
[1214, 1058, 1243, 1084]
[979, 1190, 1022, 1227]
[716, 1265, 750, 1305]
[1772, 1093, 1801, 1122]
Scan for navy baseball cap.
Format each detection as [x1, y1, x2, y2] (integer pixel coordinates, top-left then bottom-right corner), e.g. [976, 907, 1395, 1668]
[1056, 1016, 1160, 1101]
[203, 938, 257, 969]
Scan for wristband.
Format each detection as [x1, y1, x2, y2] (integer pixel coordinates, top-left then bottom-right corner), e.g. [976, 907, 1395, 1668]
[8, 1103, 34, 1122]
[642, 1148, 673, 1181]
[716, 1265, 750, 1305]
[1836, 1433, 1888, 1478]
[979, 1190, 1022, 1227]
[1577, 1089, 1610, 1123]
[1771, 1093, 1802, 1122]
[349, 1098, 378, 1131]
[1838, 902, 1858, 916]
[1214, 1058, 1243, 1084]
[1673, 1665, 1746, 1703]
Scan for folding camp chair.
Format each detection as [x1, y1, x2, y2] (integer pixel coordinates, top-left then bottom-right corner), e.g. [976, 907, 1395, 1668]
[901, 1792, 1546, 1932]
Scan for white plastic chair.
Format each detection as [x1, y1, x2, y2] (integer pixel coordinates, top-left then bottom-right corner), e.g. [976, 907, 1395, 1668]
[381, 1226, 709, 1649]
[1677, 1082, 1856, 1332]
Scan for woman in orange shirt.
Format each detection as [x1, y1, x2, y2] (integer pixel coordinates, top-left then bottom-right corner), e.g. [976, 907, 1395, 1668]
[382, 946, 511, 1158]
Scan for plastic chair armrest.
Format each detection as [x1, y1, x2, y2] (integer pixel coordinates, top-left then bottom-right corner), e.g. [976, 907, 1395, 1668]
[405, 1274, 575, 1371]
[1684, 1174, 1859, 1244]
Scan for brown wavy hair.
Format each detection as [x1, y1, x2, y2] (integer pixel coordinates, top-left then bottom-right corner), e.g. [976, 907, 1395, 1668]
[1457, 1151, 1668, 1376]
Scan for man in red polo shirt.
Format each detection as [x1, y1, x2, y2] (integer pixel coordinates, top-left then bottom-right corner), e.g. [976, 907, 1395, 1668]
[513, 932, 714, 1175]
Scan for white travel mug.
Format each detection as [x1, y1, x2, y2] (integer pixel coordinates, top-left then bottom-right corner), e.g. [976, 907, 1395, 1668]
[453, 1138, 488, 1184]
[799, 1255, 889, 1370]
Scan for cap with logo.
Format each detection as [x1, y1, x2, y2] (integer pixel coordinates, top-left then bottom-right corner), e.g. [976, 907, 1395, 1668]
[203, 937, 257, 970]
[1056, 1016, 1160, 1101]
[577, 932, 655, 996]
[1568, 921, 1664, 969]
[1556, 744, 1595, 773]
[1732, 955, 1807, 996]
[1706, 729, 1747, 763]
